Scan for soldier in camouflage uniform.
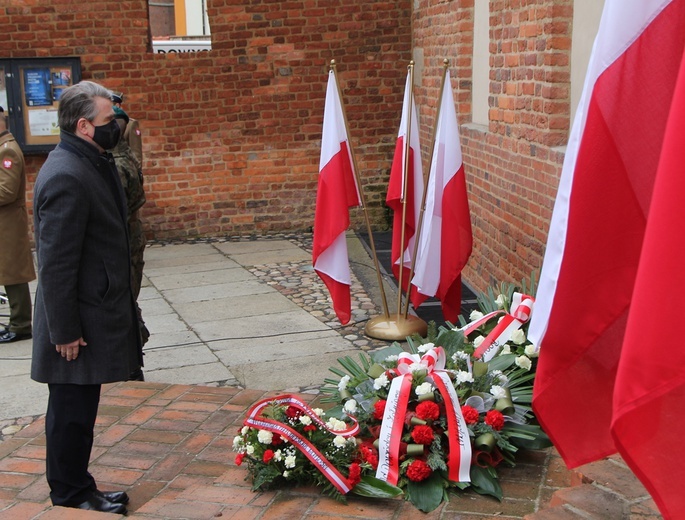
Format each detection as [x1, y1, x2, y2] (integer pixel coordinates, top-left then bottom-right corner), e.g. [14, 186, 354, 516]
[110, 104, 148, 380]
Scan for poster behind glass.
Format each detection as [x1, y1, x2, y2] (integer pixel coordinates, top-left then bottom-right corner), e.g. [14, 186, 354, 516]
[19, 61, 79, 148]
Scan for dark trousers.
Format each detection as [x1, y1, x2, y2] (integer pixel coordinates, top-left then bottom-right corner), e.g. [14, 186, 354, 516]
[3, 282, 32, 334]
[45, 383, 101, 506]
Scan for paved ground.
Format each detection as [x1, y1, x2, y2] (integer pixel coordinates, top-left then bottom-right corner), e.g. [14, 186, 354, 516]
[0, 233, 663, 518]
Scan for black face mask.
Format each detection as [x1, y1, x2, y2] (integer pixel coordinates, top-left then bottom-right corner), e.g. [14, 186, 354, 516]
[92, 119, 121, 150]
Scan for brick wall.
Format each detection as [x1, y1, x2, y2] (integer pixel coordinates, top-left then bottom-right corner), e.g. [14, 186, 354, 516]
[411, 0, 570, 291]
[3, 0, 575, 293]
[3, 0, 411, 238]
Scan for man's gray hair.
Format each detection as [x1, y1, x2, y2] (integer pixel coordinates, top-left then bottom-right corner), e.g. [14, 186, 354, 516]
[58, 81, 113, 133]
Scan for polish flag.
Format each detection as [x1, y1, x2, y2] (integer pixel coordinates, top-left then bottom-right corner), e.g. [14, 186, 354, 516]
[312, 70, 362, 325]
[386, 72, 425, 304]
[411, 70, 472, 324]
[528, 0, 685, 516]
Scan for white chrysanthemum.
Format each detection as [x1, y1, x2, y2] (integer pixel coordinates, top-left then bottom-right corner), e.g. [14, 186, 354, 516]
[490, 385, 507, 399]
[232, 436, 244, 450]
[338, 375, 351, 392]
[283, 470, 290, 477]
[274, 449, 283, 461]
[510, 329, 526, 345]
[373, 373, 389, 390]
[299, 415, 312, 426]
[343, 399, 358, 414]
[417, 342, 435, 353]
[499, 344, 512, 355]
[456, 371, 474, 384]
[408, 362, 426, 373]
[469, 309, 484, 321]
[385, 354, 399, 363]
[246, 444, 255, 455]
[241, 426, 250, 435]
[473, 335, 485, 348]
[415, 382, 433, 396]
[515, 355, 532, 371]
[257, 430, 273, 444]
[525, 344, 538, 358]
[495, 294, 506, 308]
[333, 435, 347, 448]
[284, 455, 297, 469]
[312, 408, 325, 417]
[451, 351, 469, 364]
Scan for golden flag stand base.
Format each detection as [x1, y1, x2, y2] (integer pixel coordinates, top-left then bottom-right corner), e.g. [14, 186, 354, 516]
[364, 314, 428, 341]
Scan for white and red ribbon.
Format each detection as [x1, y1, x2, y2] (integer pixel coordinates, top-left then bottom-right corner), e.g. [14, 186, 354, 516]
[462, 292, 534, 362]
[376, 348, 471, 484]
[244, 394, 359, 494]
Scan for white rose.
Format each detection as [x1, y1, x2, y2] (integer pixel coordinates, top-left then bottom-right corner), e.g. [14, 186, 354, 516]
[373, 373, 389, 390]
[257, 430, 273, 444]
[282, 470, 290, 478]
[491, 370, 508, 384]
[418, 342, 435, 353]
[312, 408, 325, 417]
[246, 444, 255, 455]
[333, 435, 347, 448]
[515, 355, 532, 371]
[473, 335, 485, 348]
[499, 345, 511, 355]
[284, 455, 297, 469]
[326, 418, 347, 431]
[415, 382, 433, 396]
[299, 415, 312, 426]
[337, 375, 350, 392]
[469, 309, 484, 321]
[510, 329, 526, 345]
[343, 399, 358, 414]
[525, 344, 539, 358]
[490, 385, 507, 399]
[456, 371, 474, 384]
[241, 426, 250, 435]
[495, 294, 506, 308]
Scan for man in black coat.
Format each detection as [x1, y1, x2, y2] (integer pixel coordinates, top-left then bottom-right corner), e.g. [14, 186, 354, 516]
[32, 80, 141, 514]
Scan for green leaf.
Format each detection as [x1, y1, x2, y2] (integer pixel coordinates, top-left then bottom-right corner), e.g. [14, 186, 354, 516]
[406, 472, 445, 512]
[351, 475, 403, 498]
[369, 344, 405, 363]
[505, 424, 553, 450]
[469, 464, 503, 500]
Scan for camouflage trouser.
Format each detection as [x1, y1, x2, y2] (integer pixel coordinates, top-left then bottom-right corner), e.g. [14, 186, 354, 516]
[129, 213, 149, 346]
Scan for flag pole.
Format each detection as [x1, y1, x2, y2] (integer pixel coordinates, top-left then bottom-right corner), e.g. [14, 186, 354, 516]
[402, 59, 450, 318]
[329, 60, 391, 320]
[364, 61, 426, 340]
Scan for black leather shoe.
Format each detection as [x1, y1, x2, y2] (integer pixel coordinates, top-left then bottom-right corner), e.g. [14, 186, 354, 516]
[75, 492, 127, 514]
[0, 330, 32, 343]
[95, 489, 130, 504]
[128, 367, 145, 381]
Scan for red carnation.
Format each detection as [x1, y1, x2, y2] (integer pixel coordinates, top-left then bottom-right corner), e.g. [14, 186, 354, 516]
[235, 453, 245, 466]
[360, 443, 379, 469]
[461, 405, 480, 425]
[373, 400, 387, 420]
[348, 462, 362, 487]
[416, 401, 440, 421]
[411, 425, 435, 445]
[485, 410, 505, 431]
[285, 406, 302, 419]
[271, 433, 284, 445]
[262, 449, 275, 463]
[406, 459, 432, 482]
[304, 424, 317, 432]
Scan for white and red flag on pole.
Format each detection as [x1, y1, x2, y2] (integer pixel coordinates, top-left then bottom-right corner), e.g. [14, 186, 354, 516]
[386, 72, 425, 304]
[312, 70, 362, 325]
[528, 1, 685, 517]
[411, 70, 472, 324]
